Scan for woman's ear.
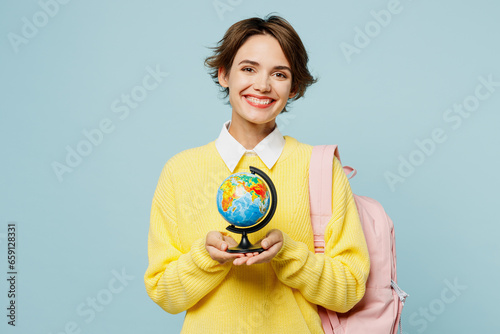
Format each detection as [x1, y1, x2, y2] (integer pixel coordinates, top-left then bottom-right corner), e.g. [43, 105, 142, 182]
[218, 67, 229, 87]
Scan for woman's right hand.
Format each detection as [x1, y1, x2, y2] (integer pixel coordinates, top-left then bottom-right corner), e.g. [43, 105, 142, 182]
[205, 231, 248, 264]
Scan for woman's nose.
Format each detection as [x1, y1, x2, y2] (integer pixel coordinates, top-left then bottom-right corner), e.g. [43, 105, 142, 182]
[253, 73, 271, 92]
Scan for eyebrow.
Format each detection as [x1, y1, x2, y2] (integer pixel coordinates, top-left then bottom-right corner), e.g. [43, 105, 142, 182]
[238, 59, 292, 73]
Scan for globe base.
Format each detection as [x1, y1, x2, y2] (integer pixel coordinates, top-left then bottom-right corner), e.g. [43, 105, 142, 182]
[226, 231, 264, 253]
[227, 244, 264, 253]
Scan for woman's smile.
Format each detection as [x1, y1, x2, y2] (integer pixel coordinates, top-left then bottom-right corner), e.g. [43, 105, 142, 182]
[243, 94, 277, 108]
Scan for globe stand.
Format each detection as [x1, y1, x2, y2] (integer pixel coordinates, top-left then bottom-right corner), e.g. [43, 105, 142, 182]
[227, 230, 265, 253]
[226, 166, 277, 254]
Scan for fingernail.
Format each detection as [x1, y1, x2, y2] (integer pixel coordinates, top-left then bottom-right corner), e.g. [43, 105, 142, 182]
[262, 241, 268, 248]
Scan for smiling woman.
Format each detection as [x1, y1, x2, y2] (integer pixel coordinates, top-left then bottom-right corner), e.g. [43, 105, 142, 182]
[144, 14, 370, 334]
[217, 34, 297, 149]
[205, 15, 316, 114]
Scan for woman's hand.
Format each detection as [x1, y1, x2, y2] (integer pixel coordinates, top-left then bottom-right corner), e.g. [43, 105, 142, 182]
[233, 229, 283, 266]
[205, 231, 250, 264]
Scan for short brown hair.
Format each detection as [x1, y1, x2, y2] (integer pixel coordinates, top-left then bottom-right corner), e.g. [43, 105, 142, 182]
[204, 14, 317, 113]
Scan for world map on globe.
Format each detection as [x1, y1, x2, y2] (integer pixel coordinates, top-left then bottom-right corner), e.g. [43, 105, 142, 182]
[216, 172, 270, 227]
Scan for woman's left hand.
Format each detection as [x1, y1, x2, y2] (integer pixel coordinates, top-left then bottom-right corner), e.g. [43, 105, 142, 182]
[233, 229, 283, 266]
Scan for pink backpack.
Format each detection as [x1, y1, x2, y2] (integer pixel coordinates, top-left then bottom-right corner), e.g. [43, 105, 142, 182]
[309, 145, 408, 334]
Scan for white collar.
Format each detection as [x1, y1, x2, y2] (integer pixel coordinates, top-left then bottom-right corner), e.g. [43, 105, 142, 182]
[214, 120, 286, 172]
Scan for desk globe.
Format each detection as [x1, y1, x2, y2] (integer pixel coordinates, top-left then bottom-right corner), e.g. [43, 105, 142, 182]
[216, 166, 277, 253]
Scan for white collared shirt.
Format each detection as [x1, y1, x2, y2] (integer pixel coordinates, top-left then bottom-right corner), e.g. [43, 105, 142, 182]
[215, 120, 286, 172]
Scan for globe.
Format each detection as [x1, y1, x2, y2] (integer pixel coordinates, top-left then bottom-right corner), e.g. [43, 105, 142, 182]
[216, 172, 271, 227]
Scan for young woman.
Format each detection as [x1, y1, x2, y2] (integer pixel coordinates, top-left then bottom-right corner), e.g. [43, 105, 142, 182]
[144, 15, 370, 333]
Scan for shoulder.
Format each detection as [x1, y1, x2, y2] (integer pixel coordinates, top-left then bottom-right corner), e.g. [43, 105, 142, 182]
[162, 141, 217, 175]
[284, 135, 312, 149]
[278, 139, 344, 175]
[154, 141, 218, 191]
[279, 136, 313, 162]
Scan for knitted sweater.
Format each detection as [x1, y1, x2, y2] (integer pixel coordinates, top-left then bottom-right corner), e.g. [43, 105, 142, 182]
[144, 136, 370, 333]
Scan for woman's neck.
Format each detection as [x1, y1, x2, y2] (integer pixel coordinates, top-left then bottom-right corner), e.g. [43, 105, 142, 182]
[228, 118, 276, 150]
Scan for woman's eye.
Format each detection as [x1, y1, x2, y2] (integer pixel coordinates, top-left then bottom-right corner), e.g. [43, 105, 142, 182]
[241, 68, 287, 78]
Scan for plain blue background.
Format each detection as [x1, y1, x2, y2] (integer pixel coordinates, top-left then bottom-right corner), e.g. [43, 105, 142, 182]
[1, 1, 499, 333]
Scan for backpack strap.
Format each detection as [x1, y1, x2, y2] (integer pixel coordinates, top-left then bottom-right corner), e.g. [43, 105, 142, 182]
[309, 145, 357, 252]
[343, 165, 357, 180]
[309, 145, 337, 253]
[309, 145, 347, 334]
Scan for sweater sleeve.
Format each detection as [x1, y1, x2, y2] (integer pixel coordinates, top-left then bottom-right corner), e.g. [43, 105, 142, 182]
[271, 156, 370, 313]
[144, 162, 232, 314]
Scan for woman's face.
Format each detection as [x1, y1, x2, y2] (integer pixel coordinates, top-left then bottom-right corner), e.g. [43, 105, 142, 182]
[218, 34, 296, 129]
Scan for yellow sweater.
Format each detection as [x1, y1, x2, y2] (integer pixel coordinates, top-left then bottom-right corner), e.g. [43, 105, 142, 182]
[144, 136, 370, 333]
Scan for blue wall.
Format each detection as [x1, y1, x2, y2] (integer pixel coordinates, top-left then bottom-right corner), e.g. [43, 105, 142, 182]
[1, 1, 499, 333]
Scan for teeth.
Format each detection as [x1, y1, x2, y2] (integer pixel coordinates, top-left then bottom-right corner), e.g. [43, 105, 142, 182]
[245, 96, 273, 105]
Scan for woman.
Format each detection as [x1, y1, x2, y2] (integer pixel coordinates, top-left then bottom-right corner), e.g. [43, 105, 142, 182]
[144, 14, 370, 333]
